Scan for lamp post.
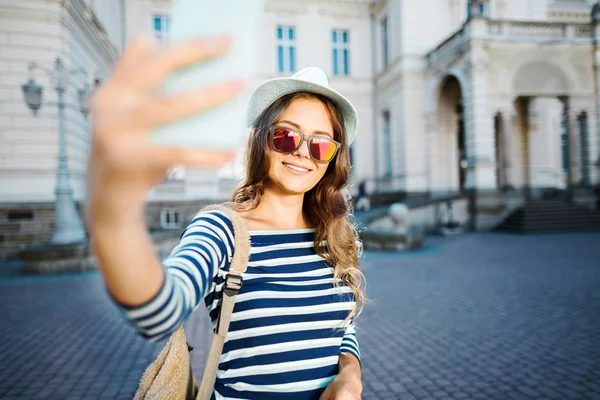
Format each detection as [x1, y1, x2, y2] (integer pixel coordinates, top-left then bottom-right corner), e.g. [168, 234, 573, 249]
[21, 57, 90, 244]
[592, 3, 600, 191]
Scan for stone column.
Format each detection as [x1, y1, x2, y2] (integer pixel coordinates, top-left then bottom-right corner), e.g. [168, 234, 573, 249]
[498, 105, 516, 190]
[577, 111, 591, 186]
[463, 18, 497, 192]
[559, 96, 574, 202]
[527, 98, 541, 196]
[424, 113, 437, 195]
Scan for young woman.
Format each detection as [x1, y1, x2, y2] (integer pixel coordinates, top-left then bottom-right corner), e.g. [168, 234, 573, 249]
[88, 35, 365, 400]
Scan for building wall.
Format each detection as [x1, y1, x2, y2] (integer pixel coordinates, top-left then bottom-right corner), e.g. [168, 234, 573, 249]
[0, 0, 122, 203]
[372, 0, 597, 193]
[0, 0, 123, 258]
[372, 0, 403, 188]
[123, 0, 171, 43]
[262, 0, 374, 183]
[86, 0, 126, 52]
[0, 0, 64, 203]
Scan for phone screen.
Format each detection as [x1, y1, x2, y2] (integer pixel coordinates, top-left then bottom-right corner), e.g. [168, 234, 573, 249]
[151, 0, 264, 150]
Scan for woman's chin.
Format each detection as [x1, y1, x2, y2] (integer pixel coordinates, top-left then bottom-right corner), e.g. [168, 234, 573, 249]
[276, 181, 315, 196]
[266, 173, 320, 196]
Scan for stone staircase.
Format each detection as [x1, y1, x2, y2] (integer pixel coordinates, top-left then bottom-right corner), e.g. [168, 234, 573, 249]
[494, 199, 600, 234]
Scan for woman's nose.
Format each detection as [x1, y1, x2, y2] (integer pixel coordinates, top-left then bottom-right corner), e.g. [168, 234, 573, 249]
[293, 138, 310, 158]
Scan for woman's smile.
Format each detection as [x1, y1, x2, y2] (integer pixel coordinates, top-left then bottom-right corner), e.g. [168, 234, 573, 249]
[282, 161, 312, 175]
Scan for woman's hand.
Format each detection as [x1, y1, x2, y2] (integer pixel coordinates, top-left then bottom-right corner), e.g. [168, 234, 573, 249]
[319, 372, 362, 400]
[320, 354, 362, 400]
[87, 34, 242, 224]
[87, 34, 243, 307]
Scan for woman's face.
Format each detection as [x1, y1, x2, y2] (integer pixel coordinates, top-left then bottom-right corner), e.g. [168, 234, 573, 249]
[266, 97, 336, 196]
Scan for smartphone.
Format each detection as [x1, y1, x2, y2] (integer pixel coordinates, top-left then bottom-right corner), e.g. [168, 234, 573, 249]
[151, 0, 264, 150]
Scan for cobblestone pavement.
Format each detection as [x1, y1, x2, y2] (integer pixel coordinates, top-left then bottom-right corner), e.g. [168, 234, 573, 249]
[1, 232, 599, 400]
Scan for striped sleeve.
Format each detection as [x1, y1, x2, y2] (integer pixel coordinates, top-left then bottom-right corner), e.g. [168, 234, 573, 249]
[339, 321, 361, 365]
[112, 210, 235, 342]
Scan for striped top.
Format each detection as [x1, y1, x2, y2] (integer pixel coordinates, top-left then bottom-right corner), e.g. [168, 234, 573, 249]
[115, 210, 360, 399]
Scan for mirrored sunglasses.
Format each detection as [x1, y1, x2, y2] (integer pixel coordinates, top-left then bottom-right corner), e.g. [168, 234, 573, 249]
[269, 126, 340, 163]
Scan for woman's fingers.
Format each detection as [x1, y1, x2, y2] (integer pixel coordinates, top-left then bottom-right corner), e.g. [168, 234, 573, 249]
[127, 35, 232, 90]
[111, 35, 157, 80]
[151, 146, 235, 169]
[146, 79, 244, 128]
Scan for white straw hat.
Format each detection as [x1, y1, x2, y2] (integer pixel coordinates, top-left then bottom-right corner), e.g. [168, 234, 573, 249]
[246, 67, 358, 145]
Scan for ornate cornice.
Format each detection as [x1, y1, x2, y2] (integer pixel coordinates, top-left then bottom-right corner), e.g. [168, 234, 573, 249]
[370, 0, 387, 17]
[66, 0, 119, 63]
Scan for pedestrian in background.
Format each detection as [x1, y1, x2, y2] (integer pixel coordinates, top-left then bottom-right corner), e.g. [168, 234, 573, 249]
[355, 180, 371, 212]
[86, 35, 365, 399]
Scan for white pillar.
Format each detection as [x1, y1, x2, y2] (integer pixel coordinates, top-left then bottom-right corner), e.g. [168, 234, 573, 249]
[527, 98, 541, 190]
[498, 105, 516, 189]
[559, 96, 575, 202]
[424, 113, 437, 193]
[463, 20, 497, 191]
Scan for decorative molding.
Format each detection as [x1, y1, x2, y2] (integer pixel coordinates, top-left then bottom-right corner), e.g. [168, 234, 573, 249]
[466, 155, 496, 168]
[370, 0, 387, 17]
[265, 0, 311, 14]
[317, 3, 371, 18]
[265, 0, 374, 15]
[429, 19, 593, 74]
[67, 0, 119, 63]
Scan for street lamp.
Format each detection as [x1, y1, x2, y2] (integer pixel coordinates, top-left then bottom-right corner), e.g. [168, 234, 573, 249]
[21, 57, 91, 244]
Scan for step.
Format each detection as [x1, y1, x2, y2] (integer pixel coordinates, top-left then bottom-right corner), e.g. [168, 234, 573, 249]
[497, 223, 600, 231]
[521, 215, 600, 221]
[496, 221, 600, 230]
[496, 226, 600, 233]
[522, 208, 597, 215]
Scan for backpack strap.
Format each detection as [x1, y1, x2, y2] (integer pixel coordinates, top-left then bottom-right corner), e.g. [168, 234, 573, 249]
[198, 203, 250, 399]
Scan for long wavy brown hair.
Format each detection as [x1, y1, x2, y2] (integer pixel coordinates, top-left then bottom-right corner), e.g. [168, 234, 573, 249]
[230, 92, 366, 323]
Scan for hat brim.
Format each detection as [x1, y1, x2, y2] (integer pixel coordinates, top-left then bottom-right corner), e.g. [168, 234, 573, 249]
[246, 77, 358, 145]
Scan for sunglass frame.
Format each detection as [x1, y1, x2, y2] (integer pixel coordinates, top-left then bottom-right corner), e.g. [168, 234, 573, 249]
[268, 126, 341, 164]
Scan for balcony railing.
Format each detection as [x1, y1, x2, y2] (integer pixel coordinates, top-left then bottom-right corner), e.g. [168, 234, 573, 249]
[487, 20, 592, 42]
[427, 19, 593, 67]
[427, 27, 469, 67]
[148, 179, 186, 202]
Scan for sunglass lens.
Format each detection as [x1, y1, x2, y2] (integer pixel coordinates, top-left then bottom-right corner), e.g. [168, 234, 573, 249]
[272, 128, 301, 153]
[310, 138, 338, 162]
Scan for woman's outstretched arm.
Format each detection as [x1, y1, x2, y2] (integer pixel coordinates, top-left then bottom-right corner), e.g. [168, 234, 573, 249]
[103, 210, 234, 341]
[87, 34, 241, 326]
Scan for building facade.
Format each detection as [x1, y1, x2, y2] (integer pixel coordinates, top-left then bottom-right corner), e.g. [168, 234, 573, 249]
[0, 0, 124, 258]
[1, 0, 599, 259]
[369, 0, 599, 229]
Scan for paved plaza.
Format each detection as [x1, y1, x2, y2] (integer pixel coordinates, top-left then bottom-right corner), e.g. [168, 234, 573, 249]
[1, 232, 599, 400]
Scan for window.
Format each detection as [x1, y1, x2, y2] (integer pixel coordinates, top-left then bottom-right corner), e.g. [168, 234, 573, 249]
[160, 209, 182, 229]
[381, 17, 389, 69]
[382, 110, 392, 177]
[466, 2, 487, 19]
[153, 15, 170, 42]
[276, 26, 296, 73]
[332, 29, 350, 76]
[7, 210, 34, 220]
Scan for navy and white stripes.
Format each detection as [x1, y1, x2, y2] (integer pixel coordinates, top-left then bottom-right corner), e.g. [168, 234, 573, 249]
[114, 210, 360, 399]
